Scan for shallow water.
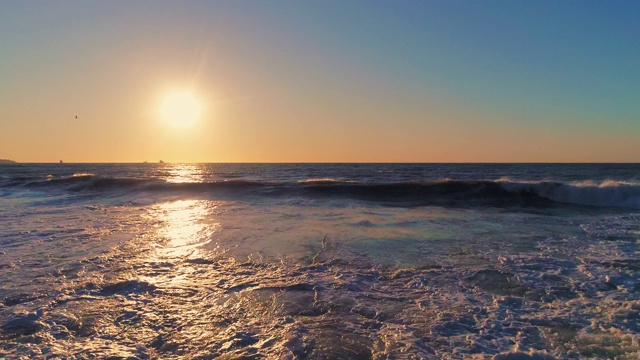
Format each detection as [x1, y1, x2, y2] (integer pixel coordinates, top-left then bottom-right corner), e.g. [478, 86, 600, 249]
[1, 163, 639, 358]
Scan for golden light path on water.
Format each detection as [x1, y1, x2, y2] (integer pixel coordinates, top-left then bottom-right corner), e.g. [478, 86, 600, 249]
[155, 199, 218, 258]
[139, 165, 223, 288]
[152, 164, 218, 258]
[164, 163, 208, 183]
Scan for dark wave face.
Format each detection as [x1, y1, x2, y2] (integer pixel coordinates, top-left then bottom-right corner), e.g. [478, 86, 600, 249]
[297, 180, 550, 207]
[2, 169, 639, 209]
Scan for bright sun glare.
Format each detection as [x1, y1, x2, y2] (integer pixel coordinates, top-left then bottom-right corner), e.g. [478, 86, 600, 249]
[160, 91, 202, 126]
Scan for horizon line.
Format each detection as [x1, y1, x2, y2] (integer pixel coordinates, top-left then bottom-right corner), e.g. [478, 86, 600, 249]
[3, 161, 639, 165]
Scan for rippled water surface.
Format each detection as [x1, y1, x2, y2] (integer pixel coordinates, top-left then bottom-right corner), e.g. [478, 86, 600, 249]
[1, 163, 639, 359]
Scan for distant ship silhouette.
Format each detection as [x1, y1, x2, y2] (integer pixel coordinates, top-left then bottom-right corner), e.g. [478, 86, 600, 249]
[159, 160, 165, 164]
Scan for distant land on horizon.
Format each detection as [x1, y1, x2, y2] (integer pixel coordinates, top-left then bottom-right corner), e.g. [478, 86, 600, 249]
[0, 159, 16, 163]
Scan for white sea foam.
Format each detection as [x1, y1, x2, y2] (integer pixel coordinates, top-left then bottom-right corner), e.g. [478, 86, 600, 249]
[500, 180, 640, 209]
[297, 178, 360, 184]
[298, 178, 340, 183]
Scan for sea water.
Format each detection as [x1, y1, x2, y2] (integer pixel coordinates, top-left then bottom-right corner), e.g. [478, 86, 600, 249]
[0, 163, 639, 359]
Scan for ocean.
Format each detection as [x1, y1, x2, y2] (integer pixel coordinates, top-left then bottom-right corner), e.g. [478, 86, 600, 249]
[1, 163, 639, 359]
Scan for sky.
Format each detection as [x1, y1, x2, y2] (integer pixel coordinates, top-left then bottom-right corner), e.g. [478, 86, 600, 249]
[1, 1, 638, 163]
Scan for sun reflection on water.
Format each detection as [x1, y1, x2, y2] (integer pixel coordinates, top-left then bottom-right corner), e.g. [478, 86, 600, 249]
[151, 199, 219, 258]
[164, 163, 208, 183]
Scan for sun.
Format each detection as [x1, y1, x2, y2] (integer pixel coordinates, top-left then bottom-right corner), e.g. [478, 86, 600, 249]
[160, 91, 202, 126]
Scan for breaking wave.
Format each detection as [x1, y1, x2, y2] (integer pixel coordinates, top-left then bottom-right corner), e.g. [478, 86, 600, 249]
[499, 179, 640, 209]
[2, 175, 639, 209]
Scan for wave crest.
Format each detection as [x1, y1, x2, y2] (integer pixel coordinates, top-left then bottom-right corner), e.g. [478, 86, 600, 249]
[500, 180, 640, 209]
[3, 175, 639, 210]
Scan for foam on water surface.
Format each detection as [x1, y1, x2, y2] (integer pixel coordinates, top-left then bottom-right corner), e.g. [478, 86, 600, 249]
[1, 197, 639, 358]
[1, 163, 639, 358]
